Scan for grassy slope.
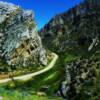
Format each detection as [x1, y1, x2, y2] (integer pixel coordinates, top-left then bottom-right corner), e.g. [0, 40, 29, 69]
[0, 88, 62, 100]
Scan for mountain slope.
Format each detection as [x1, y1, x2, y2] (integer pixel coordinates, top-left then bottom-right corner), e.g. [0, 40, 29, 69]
[40, 0, 100, 99]
[40, 0, 100, 54]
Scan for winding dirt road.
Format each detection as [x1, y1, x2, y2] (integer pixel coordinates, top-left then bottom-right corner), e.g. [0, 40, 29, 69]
[0, 53, 58, 85]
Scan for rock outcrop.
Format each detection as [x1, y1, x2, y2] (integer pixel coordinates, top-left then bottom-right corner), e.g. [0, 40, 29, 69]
[0, 1, 47, 67]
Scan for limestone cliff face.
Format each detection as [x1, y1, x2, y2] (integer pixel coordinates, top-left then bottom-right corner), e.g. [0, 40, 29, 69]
[0, 1, 47, 67]
[40, 0, 100, 53]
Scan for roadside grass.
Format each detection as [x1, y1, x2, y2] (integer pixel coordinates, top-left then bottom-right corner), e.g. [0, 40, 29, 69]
[18, 56, 64, 94]
[0, 87, 62, 100]
[0, 54, 63, 100]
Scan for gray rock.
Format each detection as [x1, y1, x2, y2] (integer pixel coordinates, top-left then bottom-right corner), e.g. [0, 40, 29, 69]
[0, 1, 47, 67]
[39, 48, 47, 66]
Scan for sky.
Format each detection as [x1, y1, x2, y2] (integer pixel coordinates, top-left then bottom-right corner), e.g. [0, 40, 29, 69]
[1, 0, 83, 29]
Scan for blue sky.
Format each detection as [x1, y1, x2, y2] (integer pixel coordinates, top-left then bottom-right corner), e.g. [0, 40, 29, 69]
[1, 0, 83, 29]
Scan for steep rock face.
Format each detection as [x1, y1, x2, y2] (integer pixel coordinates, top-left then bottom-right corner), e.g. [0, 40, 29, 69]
[0, 1, 47, 67]
[40, 0, 100, 53]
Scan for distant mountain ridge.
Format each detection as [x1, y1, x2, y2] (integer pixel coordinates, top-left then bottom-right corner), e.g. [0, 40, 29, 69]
[40, 0, 100, 53]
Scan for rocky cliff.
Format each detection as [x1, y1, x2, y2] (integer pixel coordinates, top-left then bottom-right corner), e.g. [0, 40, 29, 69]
[0, 1, 47, 68]
[40, 0, 100, 53]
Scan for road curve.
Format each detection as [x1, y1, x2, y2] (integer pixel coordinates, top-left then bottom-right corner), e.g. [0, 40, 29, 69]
[0, 53, 58, 85]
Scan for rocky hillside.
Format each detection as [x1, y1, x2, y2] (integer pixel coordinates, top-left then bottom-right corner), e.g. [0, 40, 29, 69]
[40, 0, 100, 99]
[0, 1, 47, 68]
[59, 51, 100, 100]
[40, 0, 100, 54]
